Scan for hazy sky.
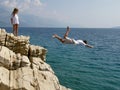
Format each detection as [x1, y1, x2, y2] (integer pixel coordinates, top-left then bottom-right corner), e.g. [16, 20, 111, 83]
[0, 0, 120, 28]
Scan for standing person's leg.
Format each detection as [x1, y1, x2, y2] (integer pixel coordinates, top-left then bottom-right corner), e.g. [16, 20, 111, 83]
[63, 26, 70, 39]
[53, 34, 65, 43]
[15, 24, 18, 36]
[13, 24, 16, 36]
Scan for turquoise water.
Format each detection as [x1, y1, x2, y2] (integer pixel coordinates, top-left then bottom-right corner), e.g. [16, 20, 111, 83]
[5, 27, 120, 90]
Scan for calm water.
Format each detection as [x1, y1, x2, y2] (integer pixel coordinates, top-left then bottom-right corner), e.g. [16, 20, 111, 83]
[4, 27, 120, 90]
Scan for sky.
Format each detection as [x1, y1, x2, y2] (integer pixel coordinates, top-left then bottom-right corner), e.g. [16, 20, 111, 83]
[0, 0, 120, 28]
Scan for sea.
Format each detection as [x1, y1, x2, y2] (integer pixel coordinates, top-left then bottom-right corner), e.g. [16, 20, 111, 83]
[3, 27, 120, 90]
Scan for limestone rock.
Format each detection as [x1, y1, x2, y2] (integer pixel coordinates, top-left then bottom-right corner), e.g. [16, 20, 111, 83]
[0, 67, 9, 90]
[0, 28, 7, 45]
[0, 46, 31, 70]
[5, 33, 30, 56]
[30, 57, 54, 73]
[0, 46, 17, 69]
[21, 55, 30, 67]
[29, 45, 47, 61]
[0, 28, 70, 90]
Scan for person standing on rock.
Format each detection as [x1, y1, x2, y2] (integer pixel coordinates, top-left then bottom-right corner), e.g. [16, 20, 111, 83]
[11, 8, 19, 36]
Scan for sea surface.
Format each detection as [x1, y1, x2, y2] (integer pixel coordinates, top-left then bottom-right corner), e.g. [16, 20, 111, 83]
[3, 27, 120, 90]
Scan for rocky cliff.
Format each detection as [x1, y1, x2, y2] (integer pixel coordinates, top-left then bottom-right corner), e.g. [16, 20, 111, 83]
[0, 28, 70, 90]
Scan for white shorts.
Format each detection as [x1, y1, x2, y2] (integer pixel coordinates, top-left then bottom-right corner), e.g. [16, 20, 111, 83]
[73, 39, 86, 45]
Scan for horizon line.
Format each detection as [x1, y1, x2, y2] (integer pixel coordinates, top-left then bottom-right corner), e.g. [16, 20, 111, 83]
[1, 26, 119, 29]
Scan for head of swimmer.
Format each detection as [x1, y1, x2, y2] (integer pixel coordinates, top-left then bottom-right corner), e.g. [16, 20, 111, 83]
[83, 40, 88, 44]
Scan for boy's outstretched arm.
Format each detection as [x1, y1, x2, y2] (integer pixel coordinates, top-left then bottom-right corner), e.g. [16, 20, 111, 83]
[85, 44, 94, 48]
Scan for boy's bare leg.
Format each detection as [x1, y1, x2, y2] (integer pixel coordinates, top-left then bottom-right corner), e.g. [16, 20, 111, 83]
[63, 26, 70, 39]
[53, 34, 64, 43]
[13, 25, 16, 36]
[15, 24, 18, 36]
